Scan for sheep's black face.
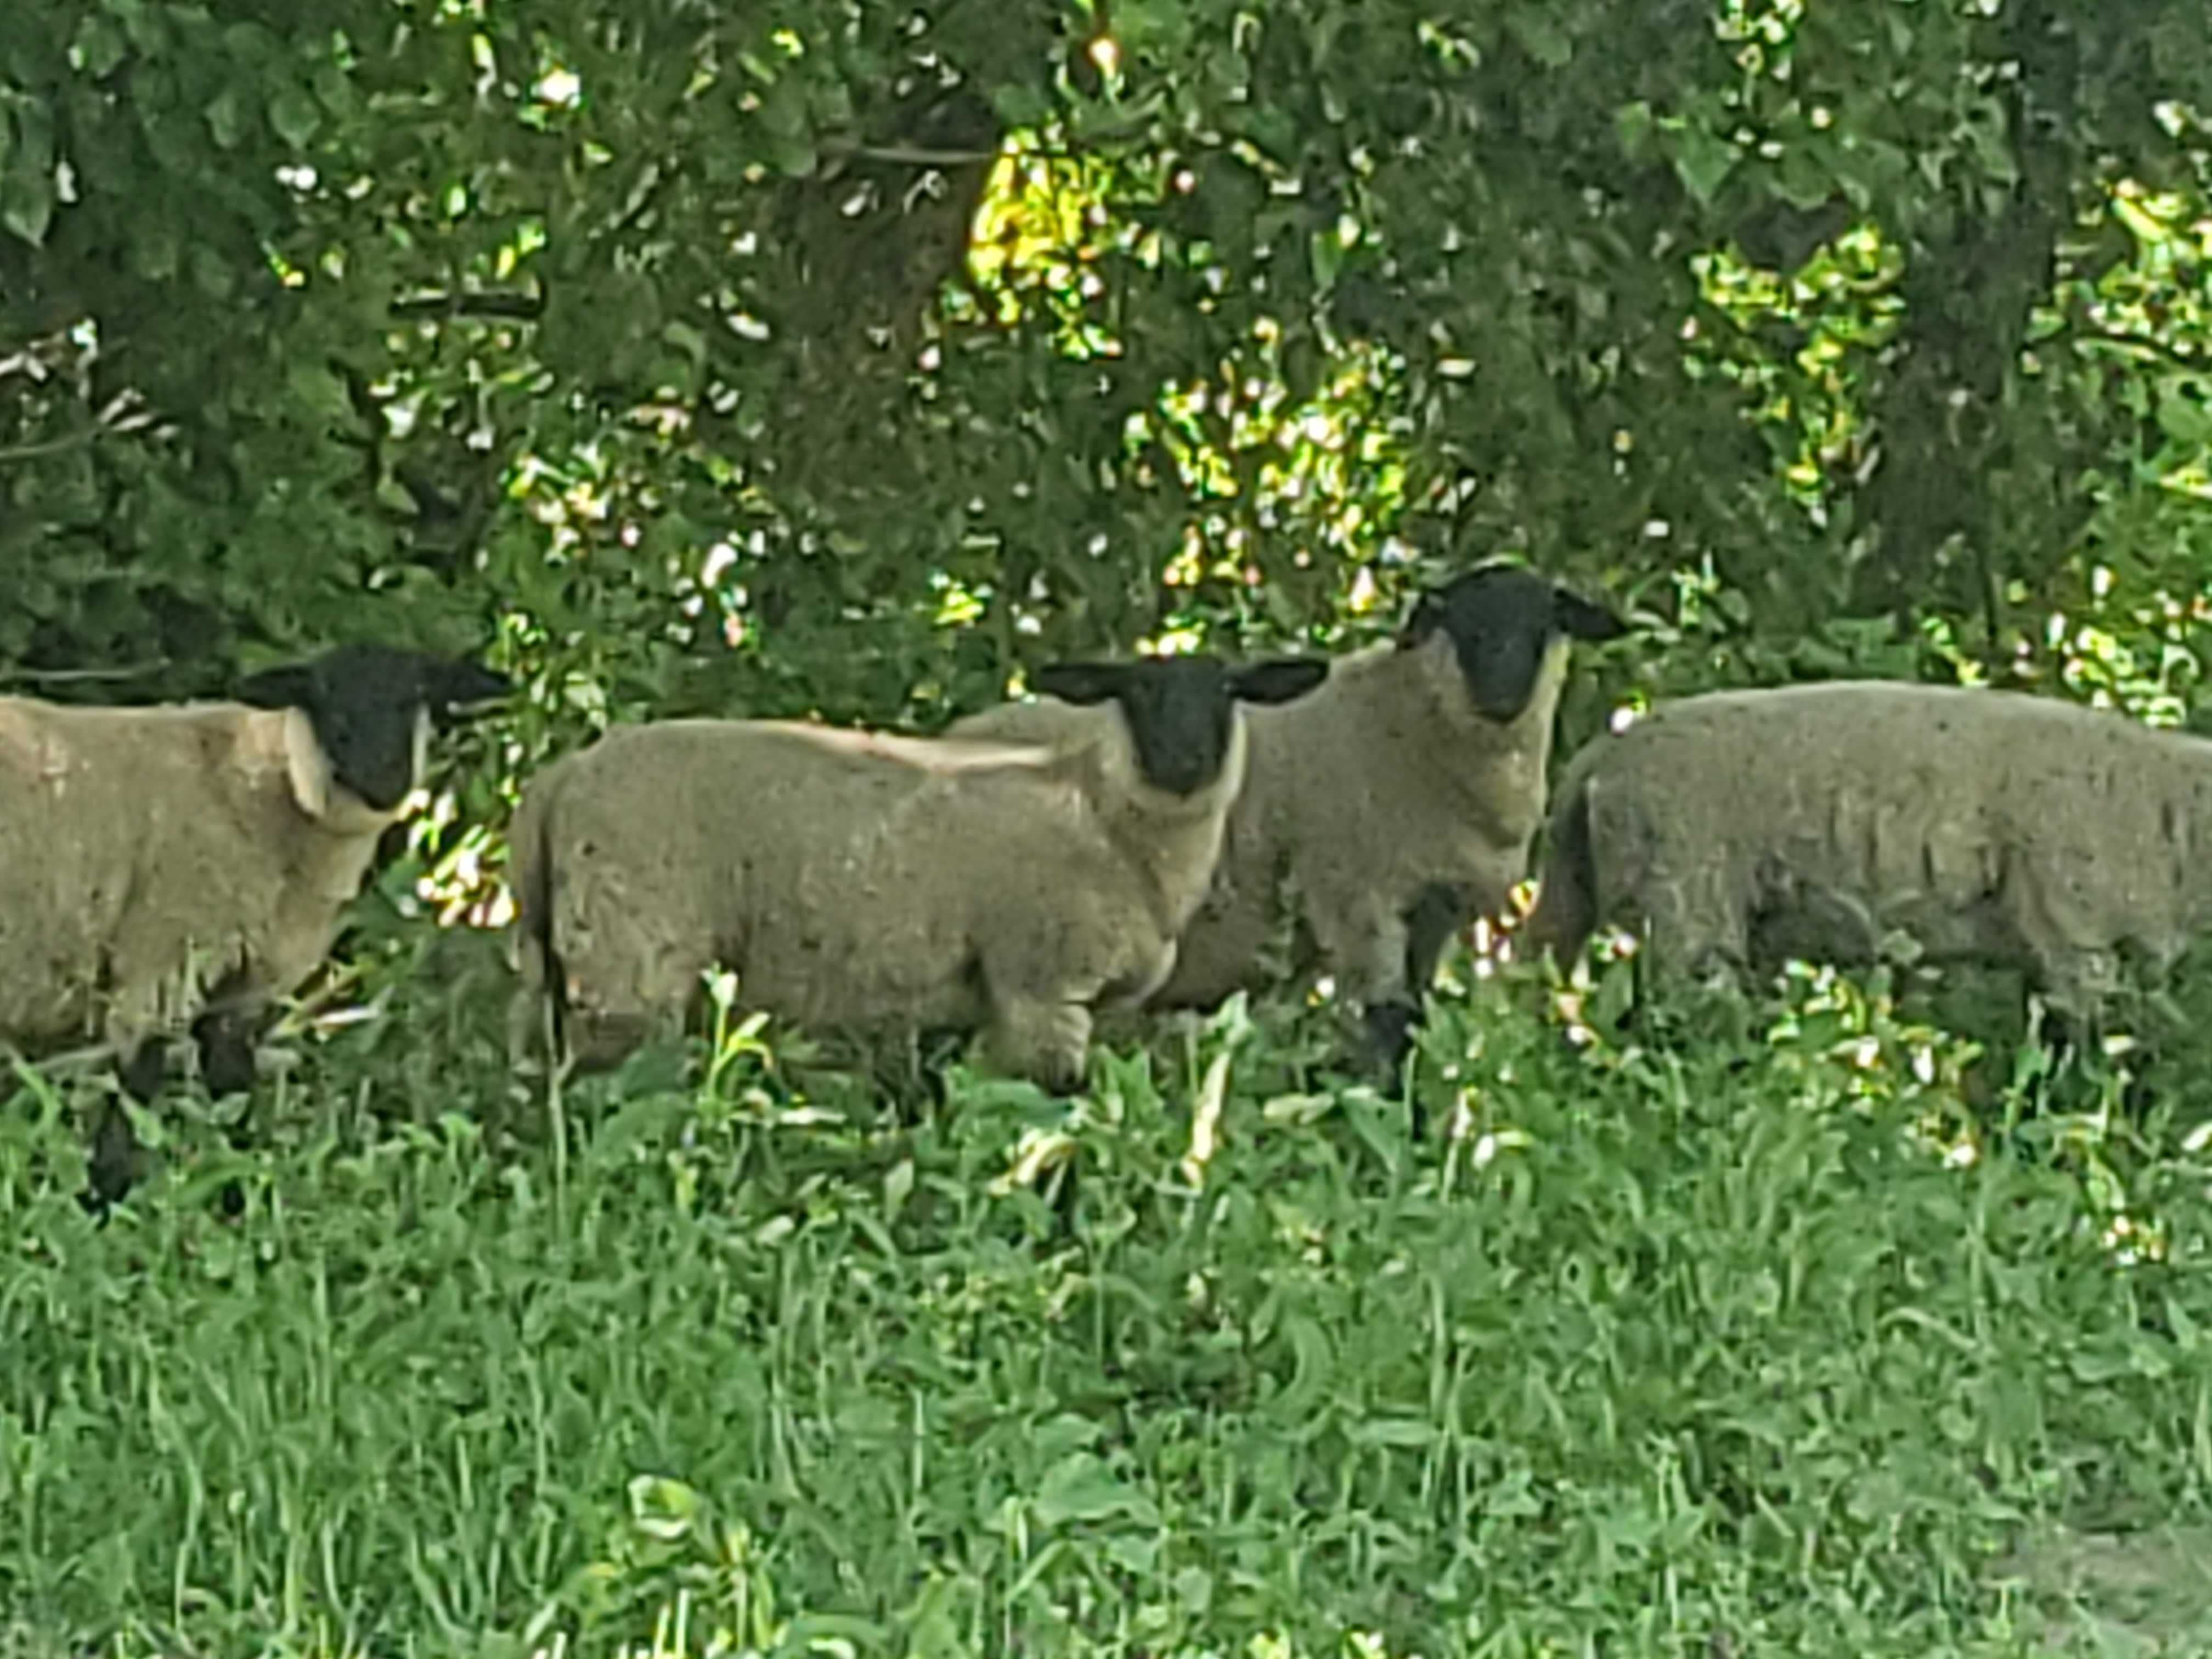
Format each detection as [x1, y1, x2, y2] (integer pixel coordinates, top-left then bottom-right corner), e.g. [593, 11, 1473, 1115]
[1036, 657, 1234, 796]
[1036, 654, 1328, 797]
[1403, 562, 1626, 722]
[236, 643, 511, 811]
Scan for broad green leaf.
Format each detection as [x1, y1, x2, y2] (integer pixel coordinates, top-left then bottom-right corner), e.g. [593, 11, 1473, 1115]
[7, 92, 53, 175]
[2148, 13, 2210, 82]
[1266, 1312, 1334, 1423]
[1615, 99, 1655, 162]
[219, 21, 279, 64]
[1113, 0, 1191, 56]
[285, 360, 356, 424]
[0, 150, 53, 245]
[70, 14, 128, 77]
[128, 213, 180, 278]
[1307, 227, 1341, 294]
[268, 83, 321, 149]
[990, 82, 1050, 128]
[2154, 382, 2211, 447]
[626, 1474, 704, 1541]
[762, 127, 817, 178]
[1244, 102, 1299, 162]
[756, 72, 809, 138]
[311, 60, 361, 122]
[1030, 1452, 1160, 1529]
[1776, 143, 1835, 211]
[204, 84, 250, 149]
[116, 1, 172, 56]
[1668, 119, 1737, 207]
[190, 240, 236, 297]
[1505, 4, 1573, 69]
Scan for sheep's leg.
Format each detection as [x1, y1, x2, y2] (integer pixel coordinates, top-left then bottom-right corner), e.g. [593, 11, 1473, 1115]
[1633, 870, 1750, 995]
[1306, 891, 1426, 1086]
[557, 934, 715, 1074]
[189, 1007, 264, 1220]
[1516, 878, 1596, 969]
[985, 995, 1094, 1094]
[77, 1078, 158, 1218]
[1372, 883, 1477, 1122]
[116, 1037, 168, 1103]
[80, 1103, 137, 1217]
[99, 927, 206, 1102]
[1519, 788, 1598, 969]
[505, 980, 552, 1074]
[2021, 942, 2116, 1070]
[194, 1007, 261, 1099]
[85, 1007, 171, 1213]
[1402, 882, 1473, 997]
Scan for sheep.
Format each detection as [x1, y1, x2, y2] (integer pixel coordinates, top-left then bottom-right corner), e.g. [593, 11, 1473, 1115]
[950, 562, 1626, 1070]
[1519, 678, 2212, 1025]
[0, 643, 511, 1205]
[505, 653, 1328, 1092]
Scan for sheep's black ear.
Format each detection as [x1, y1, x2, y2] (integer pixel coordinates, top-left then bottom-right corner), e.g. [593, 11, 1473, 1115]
[1039, 657, 1242, 797]
[235, 661, 323, 712]
[1553, 585, 1627, 642]
[1031, 662, 1130, 707]
[1396, 592, 1447, 650]
[1231, 657, 1328, 705]
[424, 657, 512, 714]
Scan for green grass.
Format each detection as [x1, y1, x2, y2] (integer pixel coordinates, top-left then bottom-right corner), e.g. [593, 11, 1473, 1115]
[4, 944, 2210, 1658]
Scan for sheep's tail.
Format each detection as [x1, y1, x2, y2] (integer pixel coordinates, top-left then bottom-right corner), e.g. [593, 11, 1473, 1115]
[504, 778, 568, 1068]
[1519, 765, 1599, 971]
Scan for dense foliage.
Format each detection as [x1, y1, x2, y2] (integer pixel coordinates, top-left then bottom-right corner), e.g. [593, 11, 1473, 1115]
[5, 0, 2212, 1650]
[5, 0, 2210, 737]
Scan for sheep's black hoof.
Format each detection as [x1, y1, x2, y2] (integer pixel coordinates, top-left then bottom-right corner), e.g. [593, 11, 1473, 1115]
[1359, 1002, 1430, 1136]
[219, 1093, 260, 1153]
[196, 1013, 261, 1098]
[117, 1042, 168, 1105]
[84, 1104, 142, 1215]
[1364, 1000, 1419, 1074]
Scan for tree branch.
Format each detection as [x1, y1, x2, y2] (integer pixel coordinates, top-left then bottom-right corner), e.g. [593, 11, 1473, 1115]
[0, 661, 173, 685]
[389, 288, 548, 323]
[0, 427, 101, 466]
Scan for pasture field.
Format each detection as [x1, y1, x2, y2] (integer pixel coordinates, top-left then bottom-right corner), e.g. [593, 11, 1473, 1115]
[4, 951, 2210, 1658]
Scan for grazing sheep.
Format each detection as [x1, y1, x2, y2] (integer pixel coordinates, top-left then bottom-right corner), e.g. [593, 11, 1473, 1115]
[951, 562, 1626, 1067]
[1520, 678, 2212, 1020]
[506, 653, 1328, 1090]
[0, 643, 511, 1205]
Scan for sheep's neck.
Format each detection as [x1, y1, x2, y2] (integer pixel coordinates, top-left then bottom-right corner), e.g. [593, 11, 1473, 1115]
[1077, 752, 1234, 939]
[244, 708, 402, 896]
[1343, 640, 1568, 843]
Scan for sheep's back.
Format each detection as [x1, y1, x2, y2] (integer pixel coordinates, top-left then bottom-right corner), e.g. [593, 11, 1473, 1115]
[944, 700, 1115, 750]
[541, 721, 1131, 1032]
[1579, 681, 2210, 975]
[0, 700, 325, 1046]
